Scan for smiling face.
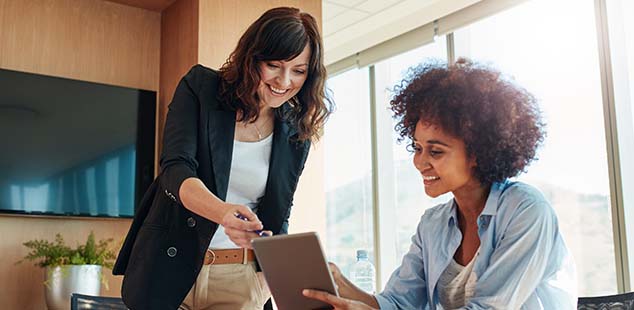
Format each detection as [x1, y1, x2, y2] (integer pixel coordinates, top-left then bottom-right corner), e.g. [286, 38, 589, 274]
[412, 121, 479, 198]
[257, 45, 311, 109]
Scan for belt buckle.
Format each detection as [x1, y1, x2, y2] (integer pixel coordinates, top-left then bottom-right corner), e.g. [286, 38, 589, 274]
[242, 248, 248, 265]
[206, 249, 216, 265]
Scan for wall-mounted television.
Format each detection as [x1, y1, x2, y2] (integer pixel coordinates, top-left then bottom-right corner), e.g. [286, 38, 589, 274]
[0, 68, 156, 218]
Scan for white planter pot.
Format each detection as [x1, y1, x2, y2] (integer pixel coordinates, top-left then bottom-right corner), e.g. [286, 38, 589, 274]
[44, 265, 102, 310]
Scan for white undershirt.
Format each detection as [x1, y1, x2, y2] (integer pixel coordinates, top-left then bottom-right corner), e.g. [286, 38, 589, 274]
[438, 252, 479, 309]
[209, 133, 273, 249]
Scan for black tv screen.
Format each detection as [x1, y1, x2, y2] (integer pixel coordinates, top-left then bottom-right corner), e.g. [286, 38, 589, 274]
[0, 68, 156, 218]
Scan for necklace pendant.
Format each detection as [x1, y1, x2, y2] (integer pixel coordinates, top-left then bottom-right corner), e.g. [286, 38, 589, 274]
[253, 122, 263, 140]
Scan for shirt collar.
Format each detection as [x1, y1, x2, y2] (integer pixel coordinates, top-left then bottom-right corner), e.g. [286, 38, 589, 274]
[448, 200, 458, 227]
[446, 180, 506, 227]
[481, 181, 505, 216]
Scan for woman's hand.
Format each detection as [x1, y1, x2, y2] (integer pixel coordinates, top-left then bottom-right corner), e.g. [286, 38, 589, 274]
[221, 204, 272, 249]
[325, 263, 381, 308]
[328, 262, 356, 298]
[302, 289, 378, 310]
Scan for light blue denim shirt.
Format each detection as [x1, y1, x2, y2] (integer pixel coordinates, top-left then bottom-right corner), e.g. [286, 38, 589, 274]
[375, 180, 577, 310]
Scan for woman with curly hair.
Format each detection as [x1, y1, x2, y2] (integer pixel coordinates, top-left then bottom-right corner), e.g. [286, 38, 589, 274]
[304, 59, 577, 309]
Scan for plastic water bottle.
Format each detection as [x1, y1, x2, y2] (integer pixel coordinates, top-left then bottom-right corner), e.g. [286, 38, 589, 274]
[350, 250, 376, 294]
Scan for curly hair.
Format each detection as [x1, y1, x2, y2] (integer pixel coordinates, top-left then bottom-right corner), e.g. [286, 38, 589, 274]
[218, 7, 333, 142]
[390, 58, 545, 184]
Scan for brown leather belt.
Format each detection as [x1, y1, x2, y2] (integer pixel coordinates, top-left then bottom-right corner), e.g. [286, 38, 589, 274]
[204, 248, 256, 265]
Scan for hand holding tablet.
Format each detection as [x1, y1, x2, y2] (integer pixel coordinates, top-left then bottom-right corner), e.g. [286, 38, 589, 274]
[302, 289, 378, 310]
[303, 262, 380, 310]
[251, 232, 338, 309]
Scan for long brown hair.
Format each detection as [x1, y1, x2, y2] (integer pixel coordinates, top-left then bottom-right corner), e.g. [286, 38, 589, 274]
[218, 7, 333, 142]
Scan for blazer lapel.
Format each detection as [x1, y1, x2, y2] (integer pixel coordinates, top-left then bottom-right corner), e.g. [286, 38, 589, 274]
[259, 115, 306, 233]
[208, 110, 235, 201]
[269, 118, 293, 180]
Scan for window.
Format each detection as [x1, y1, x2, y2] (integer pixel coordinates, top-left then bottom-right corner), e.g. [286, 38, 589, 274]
[324, 0, 633, 296]
[606, 0, 634, 286]
[324, 67, 375, 277]
[454, 0, 616, 295]
[372, 37, 449, 287]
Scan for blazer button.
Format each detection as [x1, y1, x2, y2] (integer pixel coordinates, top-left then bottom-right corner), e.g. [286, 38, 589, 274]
[167, 247, 177, 257]
[187, 217, 196, 228]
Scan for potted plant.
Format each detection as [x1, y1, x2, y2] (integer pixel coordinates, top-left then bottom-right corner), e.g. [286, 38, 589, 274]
[18, 232, 117, 310]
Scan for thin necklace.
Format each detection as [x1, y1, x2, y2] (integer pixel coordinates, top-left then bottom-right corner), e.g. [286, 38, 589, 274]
[252, 122, 263, 140]
[248, 110, 273, 140]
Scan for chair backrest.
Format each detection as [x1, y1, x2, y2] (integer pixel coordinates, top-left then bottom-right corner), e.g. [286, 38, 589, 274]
[70, 293, 129, 310]
[578, 292, 634, 310]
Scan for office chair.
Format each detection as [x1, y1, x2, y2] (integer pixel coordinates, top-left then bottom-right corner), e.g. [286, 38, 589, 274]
[578, 291, 634, 310]
[70, 293, 129, 310]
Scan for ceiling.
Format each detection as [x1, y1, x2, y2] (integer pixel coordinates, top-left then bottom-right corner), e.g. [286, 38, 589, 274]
[323, 0, 406, 37]
[105, 0, 479, 64]
[322, 0, 479, 64]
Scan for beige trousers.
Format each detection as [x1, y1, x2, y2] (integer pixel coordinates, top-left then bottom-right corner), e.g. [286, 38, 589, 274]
[180, 261, 271, 310]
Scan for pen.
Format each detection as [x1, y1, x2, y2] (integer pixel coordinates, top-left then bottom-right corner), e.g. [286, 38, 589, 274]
[234, 212, 270, 237]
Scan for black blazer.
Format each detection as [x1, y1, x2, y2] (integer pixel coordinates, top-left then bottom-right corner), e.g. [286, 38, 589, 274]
[112, 65, 310, 310]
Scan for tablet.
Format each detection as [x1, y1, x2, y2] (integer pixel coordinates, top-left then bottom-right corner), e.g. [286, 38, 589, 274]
[252, 232, 337, 310]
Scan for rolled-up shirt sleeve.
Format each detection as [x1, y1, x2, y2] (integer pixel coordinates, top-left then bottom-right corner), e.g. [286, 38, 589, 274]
[159, 66, 201, 204]
[376, 218, 429, 310]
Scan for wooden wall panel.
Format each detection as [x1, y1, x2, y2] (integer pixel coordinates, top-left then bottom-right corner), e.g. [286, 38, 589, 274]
[1, 216, 133, 309]
[158, 0, 199, 155]
[0, 0, 160, 90]
[198, 0, 322, 69]
[0, 0, 160, 308]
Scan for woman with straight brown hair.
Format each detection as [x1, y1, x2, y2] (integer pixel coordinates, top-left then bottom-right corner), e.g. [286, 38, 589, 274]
[113, 7, 332, 310]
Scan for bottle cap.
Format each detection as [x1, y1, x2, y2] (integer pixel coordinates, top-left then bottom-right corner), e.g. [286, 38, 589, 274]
[356, 249, 368, 260]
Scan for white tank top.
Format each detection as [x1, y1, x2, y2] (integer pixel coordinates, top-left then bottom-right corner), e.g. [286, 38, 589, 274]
[209, 133, 273, 249]
[438, 252, 479, 309]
